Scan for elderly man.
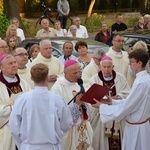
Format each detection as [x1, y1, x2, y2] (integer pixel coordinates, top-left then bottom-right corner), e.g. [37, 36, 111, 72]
[36, 18, 57, 38]
[107, 33, 135, 87]
[31, 39, 64, 89]
[13, 47, 34, 88]
[58, 41, 76, 64]
[86, 55, 130, 150]
[92, 49, 150, 150]
[0, 54, 30, 150]
[68, 17, 89, 38]
[51, 60, 94, 150]
[82, 48, 105, 83]
[0, 40, 8, 56]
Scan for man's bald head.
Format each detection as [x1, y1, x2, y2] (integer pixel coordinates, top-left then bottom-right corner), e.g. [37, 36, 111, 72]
[64, 60, 81, 82]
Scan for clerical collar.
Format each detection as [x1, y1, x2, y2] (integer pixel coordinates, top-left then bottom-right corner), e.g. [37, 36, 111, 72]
[98, 70, 116, 83]
[3, 74, 18, 83]
[103, 75, 113, 81]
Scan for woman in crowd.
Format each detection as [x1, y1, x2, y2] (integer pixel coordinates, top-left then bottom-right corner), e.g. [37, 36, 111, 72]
[54, 20, 67, 37]
[5, 37, 16, 54]
[26, 44, 40, 67]
[5, 24, 21, 48]
[10, 17, 25, 41]
[134, 16, 147, 30]
[68, 25, 83, 38]
[29, 44, 40, 61]
[75, 41, 92, 75]
[95, 22, 111, 44]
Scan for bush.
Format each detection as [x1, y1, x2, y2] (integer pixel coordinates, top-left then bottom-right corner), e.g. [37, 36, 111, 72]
[82, 13, 106, 32]
[0, 13, 10, 37]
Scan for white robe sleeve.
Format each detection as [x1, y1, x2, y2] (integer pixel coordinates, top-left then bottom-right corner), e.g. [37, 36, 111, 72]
[100, 83, 147, 123]
[8, 96, 22, 149]
[0, 103, 12, 128]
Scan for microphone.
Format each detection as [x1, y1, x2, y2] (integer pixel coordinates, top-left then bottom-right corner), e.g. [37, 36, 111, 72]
[77, 78, 85, 94]
[67, 78, 85, 105]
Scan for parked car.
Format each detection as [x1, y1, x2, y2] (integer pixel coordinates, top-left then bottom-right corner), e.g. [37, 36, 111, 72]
[19, 37, 109, 58]
[121, 30, 150, 55]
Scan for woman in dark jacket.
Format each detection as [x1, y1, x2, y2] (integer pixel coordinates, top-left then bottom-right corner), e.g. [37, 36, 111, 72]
[95, 22, 111, 44]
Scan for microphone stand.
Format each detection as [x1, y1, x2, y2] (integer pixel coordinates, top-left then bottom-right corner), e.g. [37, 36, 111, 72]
[67, 92, 80, 105]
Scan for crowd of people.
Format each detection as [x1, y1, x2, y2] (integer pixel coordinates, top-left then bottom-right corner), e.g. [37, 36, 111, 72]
[0, 0, 150, 149]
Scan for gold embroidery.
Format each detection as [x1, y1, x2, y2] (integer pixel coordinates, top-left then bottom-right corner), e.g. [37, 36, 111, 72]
[76, 121, 90, 150]
[10, 86, 22, 94]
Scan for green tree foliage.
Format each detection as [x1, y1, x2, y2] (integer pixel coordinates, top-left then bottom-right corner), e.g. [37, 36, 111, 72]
[0, 13, 10, 36]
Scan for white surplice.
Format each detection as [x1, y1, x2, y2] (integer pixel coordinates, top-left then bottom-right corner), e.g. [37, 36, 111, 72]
[9, 86, 73, 150]
[51, 77, 94, 150]
[100, 70, 150, 150]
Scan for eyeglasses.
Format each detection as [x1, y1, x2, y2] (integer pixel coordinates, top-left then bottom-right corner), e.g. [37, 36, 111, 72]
[129, 60, 137, 64]
[15, 53, 29, 57]
[0, 46, 9, 49]
[93, 57, 101, 61]
[114, 40, 125, 43]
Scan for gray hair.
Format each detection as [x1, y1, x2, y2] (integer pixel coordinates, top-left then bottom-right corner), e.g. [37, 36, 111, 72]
[0, 54, 13, 66]
[132, 41, 148, 52]
[39, 39, 51, 48]
[69, 25, 77, 30]
[10, 17, 20, 24]
[93, 48, 106, 56]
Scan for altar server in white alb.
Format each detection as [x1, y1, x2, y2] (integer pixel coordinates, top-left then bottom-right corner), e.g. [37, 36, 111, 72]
[9, 63, 80, 150]
[92, 49, 150, 150]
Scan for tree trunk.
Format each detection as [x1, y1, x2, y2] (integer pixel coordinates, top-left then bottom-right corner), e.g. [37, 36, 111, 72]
[87, 0, 95, 18]
[3, 0, 24, 29]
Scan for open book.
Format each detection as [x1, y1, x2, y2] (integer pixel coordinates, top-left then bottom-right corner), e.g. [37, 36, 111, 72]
[80, 84, 110, 104]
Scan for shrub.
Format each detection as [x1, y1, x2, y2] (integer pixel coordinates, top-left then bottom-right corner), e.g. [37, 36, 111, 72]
[82, 13, 106, 32]
[0, 13, 10, 37]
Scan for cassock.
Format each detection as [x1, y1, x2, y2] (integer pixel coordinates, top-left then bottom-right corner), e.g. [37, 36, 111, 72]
[30, 53, 64, 89]
[82, 59, 98, 83]
[51, 77, 94, 150]
[106, 47, 135, 87]
[86, 70, 130, 150]
[100, 70, 150, 150]
[0, 73, 30, 150]
[9, 87, 74, 150]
